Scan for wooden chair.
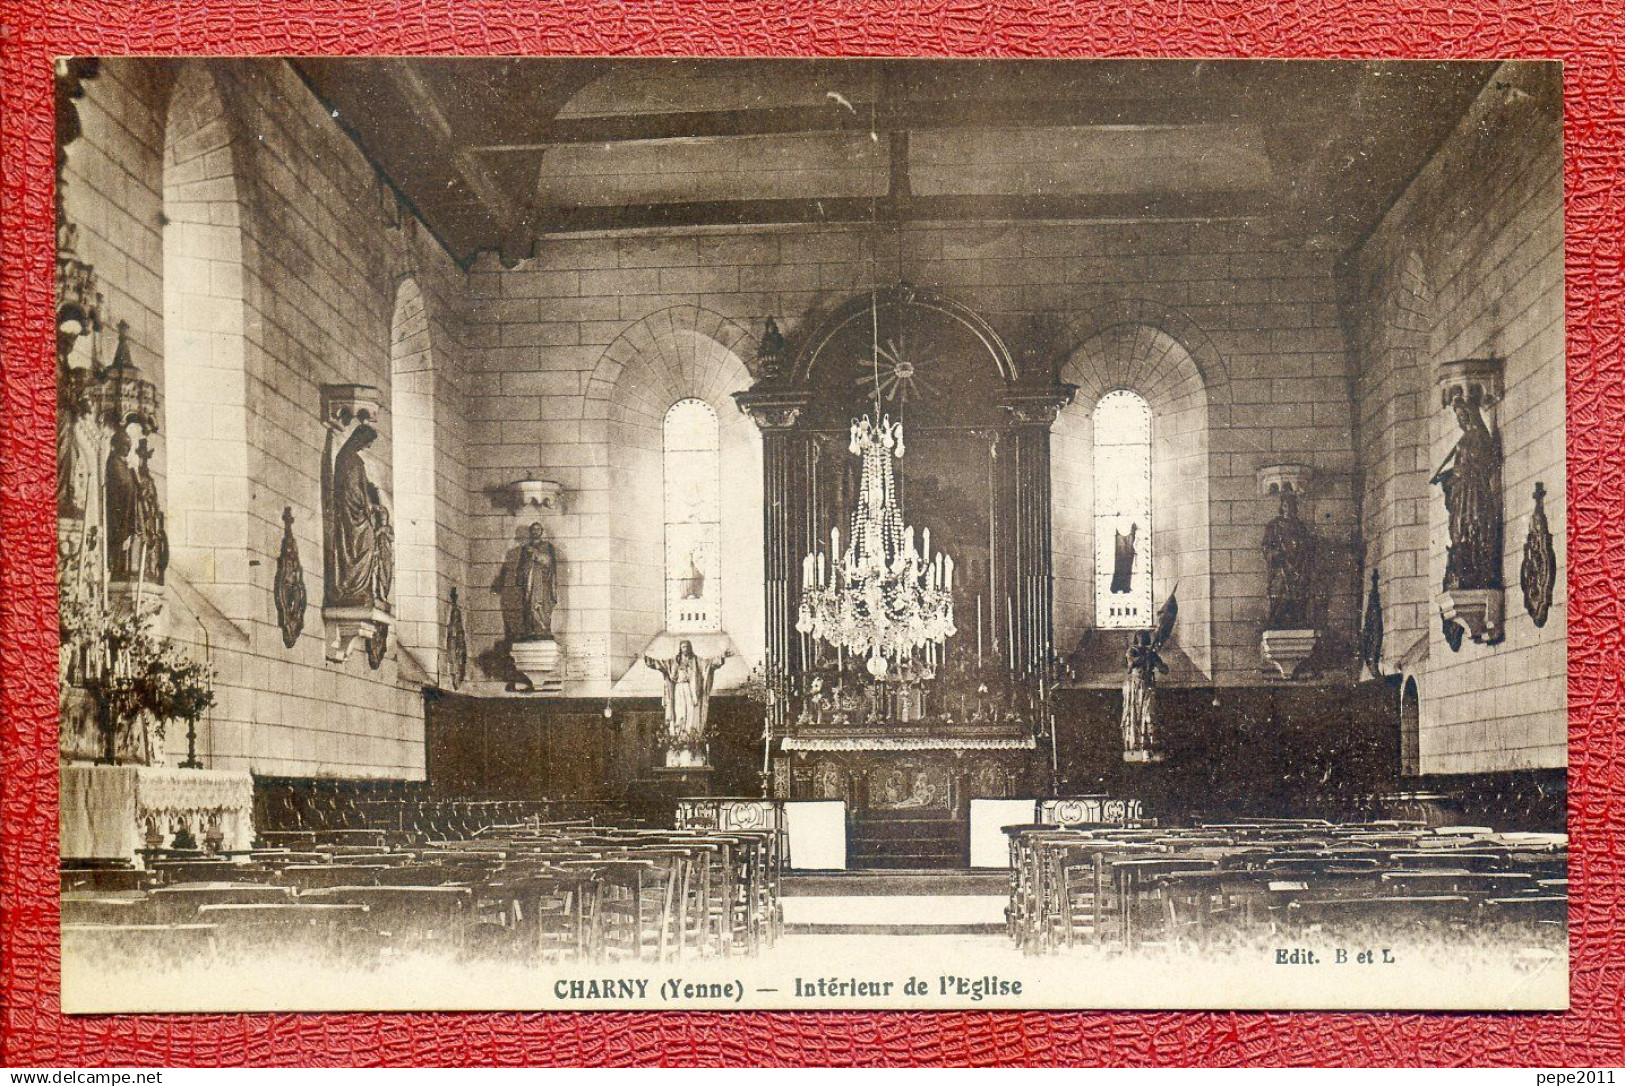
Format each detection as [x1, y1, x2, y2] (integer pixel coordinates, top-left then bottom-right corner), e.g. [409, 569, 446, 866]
[564, 859, 673, 962]
[151, 859, 252, 885]
[60, 866, 151, 893]
[303, 885, 473, 953]
[151, 882, 293, 923]
[279, 864, 392, 891]
[1287, 894, 1474, 932]
[197, 900, 373, 961]
[60, 891, 155, 926]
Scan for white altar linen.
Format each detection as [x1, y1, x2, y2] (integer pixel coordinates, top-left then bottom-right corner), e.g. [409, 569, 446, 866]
[60, 764, 255, 861]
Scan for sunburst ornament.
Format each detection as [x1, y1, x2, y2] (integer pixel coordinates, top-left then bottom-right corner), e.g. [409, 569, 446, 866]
[853, 334, 939, 405]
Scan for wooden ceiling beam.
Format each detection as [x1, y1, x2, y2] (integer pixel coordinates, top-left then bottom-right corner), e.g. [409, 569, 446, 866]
[472, 97, 1268, 150]
[534, 192, 1267, 235]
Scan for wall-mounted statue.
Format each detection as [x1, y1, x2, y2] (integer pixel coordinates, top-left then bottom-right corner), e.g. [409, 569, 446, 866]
[1432, 384, 1504, 650]
[368, 482, 394, 609]
[516, 521, 557, 640]
[324, 420, 382, 609]
[646, 639, 732, 768]
[57, 366, 96, 521]
[103, 428, 139, 580]
[1261, 490, 1314, 629]
[133, 438, 167, 585]
[1432, 393, 1503, 593]
[319, 385, 391, 665]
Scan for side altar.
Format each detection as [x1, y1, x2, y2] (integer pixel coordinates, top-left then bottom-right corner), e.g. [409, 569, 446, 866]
[61, 764, 255, 861]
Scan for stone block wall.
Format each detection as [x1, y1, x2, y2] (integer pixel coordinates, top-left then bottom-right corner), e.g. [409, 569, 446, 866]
[1349, 61, 1565, 775]
[465, 219, 1361, 694]
[61, 59, 472, 779]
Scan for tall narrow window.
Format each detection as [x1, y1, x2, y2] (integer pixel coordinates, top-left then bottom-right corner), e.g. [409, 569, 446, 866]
[1094, 389, 1153, 629]
[390, 278, 438, 672]
[664, 398, 721, 632]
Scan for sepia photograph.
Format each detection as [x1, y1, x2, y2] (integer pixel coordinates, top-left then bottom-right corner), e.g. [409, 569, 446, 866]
[52, 56, 1566, 1013]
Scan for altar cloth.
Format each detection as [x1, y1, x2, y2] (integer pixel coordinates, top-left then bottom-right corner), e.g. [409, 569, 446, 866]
[780, 735, 1036, 752]
[60, 764, 255, 861]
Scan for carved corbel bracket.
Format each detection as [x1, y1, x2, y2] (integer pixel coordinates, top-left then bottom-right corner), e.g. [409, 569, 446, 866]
[325, 605, 391, 668]
[509, 476, 566, 514]
[1256, 462, 1314, 498]
[1261, 628, 1319, 679]
[1436, 357, 1504, 411]
[320, 384, 383, 432]
[1438, 587, 1505, 647]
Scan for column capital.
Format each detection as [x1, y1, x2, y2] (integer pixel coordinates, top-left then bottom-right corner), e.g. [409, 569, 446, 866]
[734, 388, 813, 431]
[997, 383, 1077, 428]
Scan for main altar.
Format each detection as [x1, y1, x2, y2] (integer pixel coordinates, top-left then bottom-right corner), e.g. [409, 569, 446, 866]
[735, 288, 1076, 865]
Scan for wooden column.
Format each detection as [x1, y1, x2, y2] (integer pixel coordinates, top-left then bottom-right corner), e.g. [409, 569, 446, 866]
[734, 389, 813, 730]
[999, 386, 1074, 676]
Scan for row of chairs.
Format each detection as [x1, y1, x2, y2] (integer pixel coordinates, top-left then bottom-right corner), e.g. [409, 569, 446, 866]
[61, 818, 783, 969]
[259, 790, 602, 840]
[1004, 817, 1567, 953]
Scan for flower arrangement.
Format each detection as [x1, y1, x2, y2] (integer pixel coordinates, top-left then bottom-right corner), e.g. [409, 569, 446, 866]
[59, 538, 215, 764]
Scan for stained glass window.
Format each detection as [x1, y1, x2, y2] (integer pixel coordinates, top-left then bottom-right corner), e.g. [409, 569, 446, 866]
[1094, 389, 1153, 629]
[663, 398, 722, 632]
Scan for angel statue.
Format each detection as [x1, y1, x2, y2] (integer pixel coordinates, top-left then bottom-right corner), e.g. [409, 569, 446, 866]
[1122, 588, 1177, 763]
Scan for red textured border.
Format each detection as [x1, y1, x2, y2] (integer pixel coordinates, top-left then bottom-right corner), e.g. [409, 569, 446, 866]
[2, 1, 1618, 1067]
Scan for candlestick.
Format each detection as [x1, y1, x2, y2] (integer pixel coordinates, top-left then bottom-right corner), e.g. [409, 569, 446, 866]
[977, 596, 984, 669]
[1007, 597, 1015, 672]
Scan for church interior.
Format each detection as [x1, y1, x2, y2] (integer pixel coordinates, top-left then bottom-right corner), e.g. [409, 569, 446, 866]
[54, 58, 1567, 1002]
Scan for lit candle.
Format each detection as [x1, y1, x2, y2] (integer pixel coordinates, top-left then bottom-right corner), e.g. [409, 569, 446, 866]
[922, 527, 931, 563]
[945, 555, 954, 593]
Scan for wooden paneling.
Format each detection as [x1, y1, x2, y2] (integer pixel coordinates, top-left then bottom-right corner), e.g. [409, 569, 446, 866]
[424, 691, 764, 800]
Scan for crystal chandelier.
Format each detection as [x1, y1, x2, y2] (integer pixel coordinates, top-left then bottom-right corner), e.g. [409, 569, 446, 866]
[797, 410, 956, 679]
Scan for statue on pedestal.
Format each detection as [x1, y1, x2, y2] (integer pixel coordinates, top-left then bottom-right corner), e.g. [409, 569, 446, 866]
[1261, 490, 1313, 629]
[1122, 590, 1176, 763]
[646, 639, 731, 767]
[515, 522, 557, 640]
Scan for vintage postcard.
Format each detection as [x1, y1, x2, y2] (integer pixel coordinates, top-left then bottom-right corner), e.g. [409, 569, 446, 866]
[53, 56, 1565, 1013]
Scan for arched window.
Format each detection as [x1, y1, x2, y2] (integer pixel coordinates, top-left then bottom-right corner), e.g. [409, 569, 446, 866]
[663, 398, 722, 633]
[1400, 675, 1421, 777]
[389, 278, 438, 673]
[1093, 389, 1153, 629]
